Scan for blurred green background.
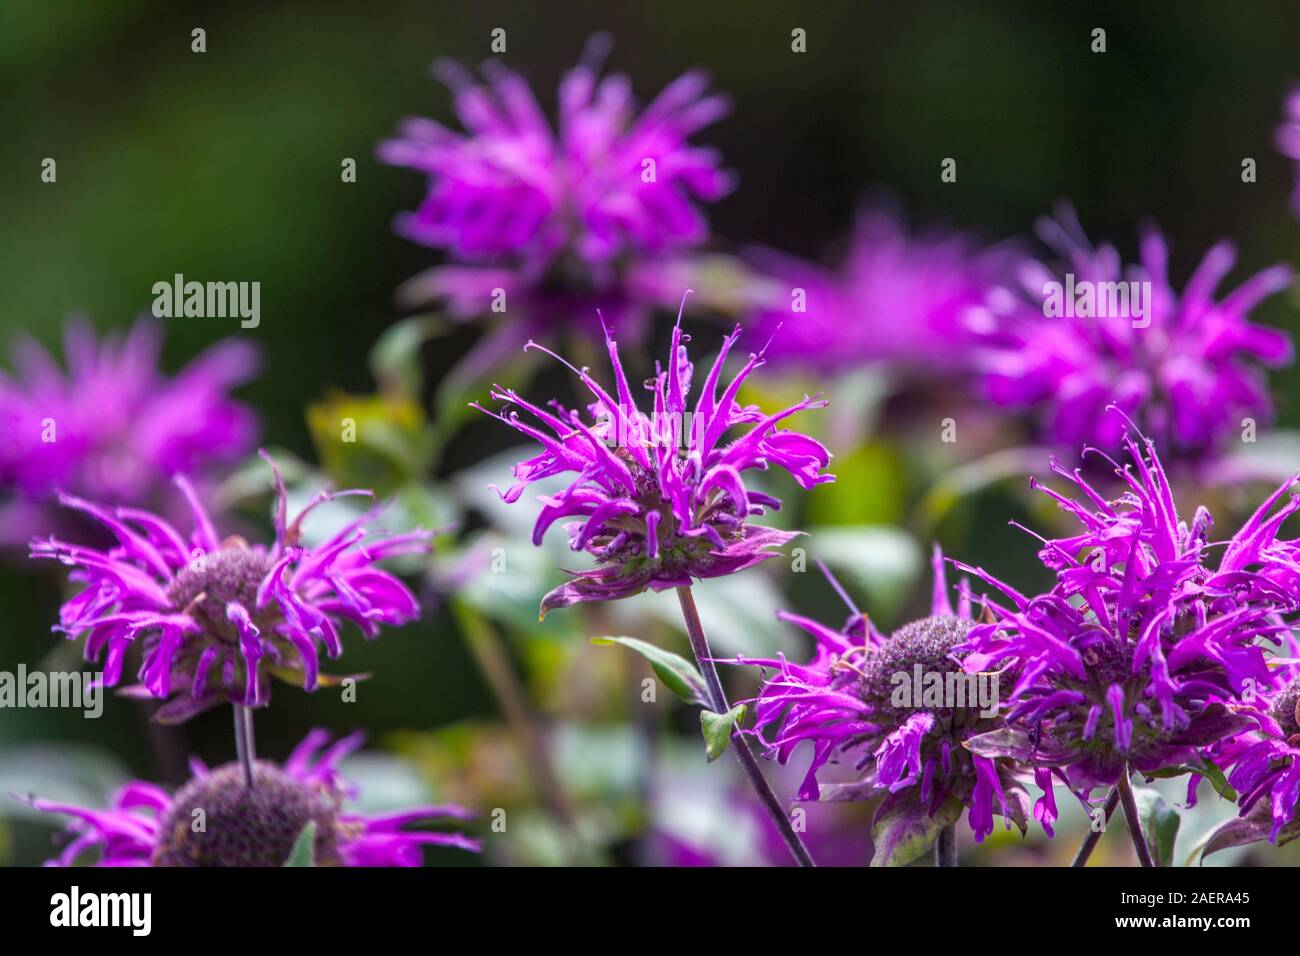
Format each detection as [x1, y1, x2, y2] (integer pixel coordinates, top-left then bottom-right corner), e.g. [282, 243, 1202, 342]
[2, 0, 1300, 866]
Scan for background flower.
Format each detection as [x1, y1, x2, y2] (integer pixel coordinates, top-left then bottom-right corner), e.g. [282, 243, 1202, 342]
[972, 207, 1294, 463]
[27, 730, 479, 866]
[0, 319, 258, 547]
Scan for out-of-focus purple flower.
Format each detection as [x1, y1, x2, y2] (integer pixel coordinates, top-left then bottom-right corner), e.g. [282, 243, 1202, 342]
[0, 319, 258, 543]
[1226, 679, 1300, 844]
[378, 34, 733, 373]
[957, 423, 1299, 799]
[30, 454, 431, 722]
[474, 300, 833, 615]
[1278, 86, 1300, 217]
[743, 208, 1014, 374]
[973, 206, 1293, 461]
[28, 730, 479, 866]
[733, 548, 1040, 856]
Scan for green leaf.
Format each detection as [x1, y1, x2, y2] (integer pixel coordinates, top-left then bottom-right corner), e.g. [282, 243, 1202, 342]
[283, 822, 317, 867]
[700, 704, 746, 762]
[1132, 787, 1180, 867]
[368, 314, 446, 399]
[591, 636, 707, 707]
[870, 792, 963, 868]
[1145, 758, 1237, 801]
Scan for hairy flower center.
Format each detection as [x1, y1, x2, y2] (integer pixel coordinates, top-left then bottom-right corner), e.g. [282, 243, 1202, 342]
[863, 615, 977, 713]
[1273, 681, 1300, 738]
[1079, 633, 1134, 688]
[152, 762, 341, 867]
[167, 546, 275, 641]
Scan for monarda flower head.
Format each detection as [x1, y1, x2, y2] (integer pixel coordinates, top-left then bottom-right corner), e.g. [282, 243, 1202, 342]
[745, 207, 1014, 374]
[30, 454, 431, 722]
[378, 34, 733, 371]
[28, 730, 479, 866]
[973, 205, 1293, 462]
[735, 549, 1042, 865]
[475, 300, 833, 614]
[956, 423, 1300, 799]
[0, 318, 258, 545]
[1225, 678, 1300, 846]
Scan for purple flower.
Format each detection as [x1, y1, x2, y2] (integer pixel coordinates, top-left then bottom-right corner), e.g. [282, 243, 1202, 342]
[973, 206, 1293, 461]
[1226, 679, 1300, 844]
[734, 549, 1041, 857]
[378, 34, 733, 371]
[957, 423, 1299, 799]
[743, 208, 1014, 374]
[27, 730, 479, 866]
[0, 319, 258, 545]
[30, 454, 431, 722]
[474, 302, 833, 615]
[1278, 86, 1300, 217]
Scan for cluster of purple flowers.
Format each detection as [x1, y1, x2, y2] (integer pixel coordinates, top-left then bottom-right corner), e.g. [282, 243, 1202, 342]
[14, 36, 1300, 871]
[735, 417, 1300, 863]
[10, 327, 475, 865]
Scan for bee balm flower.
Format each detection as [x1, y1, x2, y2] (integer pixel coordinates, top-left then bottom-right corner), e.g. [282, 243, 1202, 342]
[734, 549, 1040, 861]
[0, 319, 258, 545]
[973, 206, 1293, 463]
[28, 730, 479, 866]
[475, 303, 833, 614]
[30, 454, 431, 722]
[956, 425, 1300, 798]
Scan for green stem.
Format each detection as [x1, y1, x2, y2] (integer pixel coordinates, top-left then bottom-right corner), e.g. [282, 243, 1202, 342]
[1071, 786, 1120, 867]
[1117, 765, 1155, 867]
[935, 825, 957, 867]
[233, 704, 256, 789]
[676, 586, 816, 867]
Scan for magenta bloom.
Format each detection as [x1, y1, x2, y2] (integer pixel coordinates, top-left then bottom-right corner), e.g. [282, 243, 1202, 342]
[956, 424, 1299, 799]
[744, 208, 1013, 374]
[475, 305, 833, 614]
[30, 454, 431, 722]
[974, 206, 1293, 461]
[733, 549, 1044, 862]
[379, 34, 732, 371]
[1278, 86, 1300, 217]
[380, 33, 730, 275]
[0, 319, 258, 544]
[28, 730, 479, 866]
[1226, 680, 1300, 845]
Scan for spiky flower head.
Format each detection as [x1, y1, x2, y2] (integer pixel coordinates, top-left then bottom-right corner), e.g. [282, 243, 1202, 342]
[745, 208, 1014, 374]
[957, 421, 1300, 799]
[378, 33, 733, 367]
[973, 206, 1293, 462]
[475, 298, 833, 614]
[28, 730, 479, 866]
[1225, 677, 1300, 845]
[734, 548, 1044, 859]
[30, 454, 431, 722]
[0, 319, 258, 545]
